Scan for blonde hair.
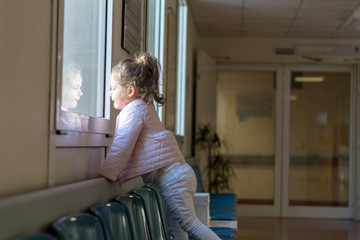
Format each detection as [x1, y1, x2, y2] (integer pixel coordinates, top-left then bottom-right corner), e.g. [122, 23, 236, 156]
[112, 52, 166, 106]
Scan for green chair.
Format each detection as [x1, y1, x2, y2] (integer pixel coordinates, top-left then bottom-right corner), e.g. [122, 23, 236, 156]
[191, 165, 206, 193]
[115, 194, 151, 240]
[191, 166, 237, 239]
[52, 213, 106, 240]
[90, 202, 133, 240]
[192, 165, 237, 220]
[144, 184, 173, 239]
[134, 187, 171, 240]
[11, 233, 55, 240]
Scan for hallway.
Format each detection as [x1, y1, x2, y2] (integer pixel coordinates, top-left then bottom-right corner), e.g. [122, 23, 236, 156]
[237, 217, 360, 240]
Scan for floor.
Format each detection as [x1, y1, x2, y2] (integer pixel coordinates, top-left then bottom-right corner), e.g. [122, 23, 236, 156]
[236, 217, 360, 240]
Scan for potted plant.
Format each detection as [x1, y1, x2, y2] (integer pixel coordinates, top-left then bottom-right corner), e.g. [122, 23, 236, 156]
[195, 123, 234, 193]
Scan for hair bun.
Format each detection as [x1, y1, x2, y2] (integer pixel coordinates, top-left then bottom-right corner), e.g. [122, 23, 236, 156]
[135, 52, 156, 67]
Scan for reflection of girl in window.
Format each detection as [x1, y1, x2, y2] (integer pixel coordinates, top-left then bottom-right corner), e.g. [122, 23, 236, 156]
[98, 53, 220, 240]
[62, 62, 83, 110]
[60, 62, 88, 131]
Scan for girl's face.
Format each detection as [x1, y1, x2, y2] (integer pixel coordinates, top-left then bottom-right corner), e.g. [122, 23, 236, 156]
[62, 72, 83, 109]
[109, 78, 131, 110]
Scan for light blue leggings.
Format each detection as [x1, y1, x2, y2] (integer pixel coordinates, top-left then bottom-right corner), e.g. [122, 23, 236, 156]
[143, 161, 220, 240]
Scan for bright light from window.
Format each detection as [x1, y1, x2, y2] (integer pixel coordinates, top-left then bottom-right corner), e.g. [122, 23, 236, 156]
[62, 0, 107, 117]
[175, 0, 188, 136]
[147, 0, 165, 122]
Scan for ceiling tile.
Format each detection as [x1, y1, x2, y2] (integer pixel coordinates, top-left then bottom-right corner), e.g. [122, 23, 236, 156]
[189, 0, 360, 39]
[198, 25, 241, 31]
[243, 26, 289, 32]
[244, 19, 292, 27]
[189, 0, 243, 8]
[244, 9, 297, 18]
[301, 0, 359, 10]
[199, 29, 242, 37]
[195, 16, 242, 24]
[242, 32, 288, 38]
[287, 32, 333, 38]
[191, 8, 242, 18]
[244, 0, 301, 9]
[292, 19, 342, 28]
[296, 10, 352, 20]
[291, 26, 337, 33]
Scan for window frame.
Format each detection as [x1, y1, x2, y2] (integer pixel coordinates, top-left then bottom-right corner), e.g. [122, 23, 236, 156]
[54, 0, 113, 138]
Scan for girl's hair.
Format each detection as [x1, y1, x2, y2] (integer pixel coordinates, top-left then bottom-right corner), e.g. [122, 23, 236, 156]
[112, 52, 166, 106]
[63, 61, 82, 85]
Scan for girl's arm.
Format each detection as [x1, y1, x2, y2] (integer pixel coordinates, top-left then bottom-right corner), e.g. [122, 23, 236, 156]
[96, 173, 114, 183]
[99, 107, 144, 181]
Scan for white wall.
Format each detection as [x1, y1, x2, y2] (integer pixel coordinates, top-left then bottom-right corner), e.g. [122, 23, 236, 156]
[0, 0, 52, 198]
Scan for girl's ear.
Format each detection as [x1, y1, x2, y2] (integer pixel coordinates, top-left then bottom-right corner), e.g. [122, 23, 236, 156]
[127, 85, 136, 97]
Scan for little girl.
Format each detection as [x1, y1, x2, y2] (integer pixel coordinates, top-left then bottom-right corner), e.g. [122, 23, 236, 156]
[98, 52, 220, 240]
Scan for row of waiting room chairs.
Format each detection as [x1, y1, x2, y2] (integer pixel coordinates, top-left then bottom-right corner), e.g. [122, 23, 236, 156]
[11, 174, 237, 240]
[12, 185, 171, 240]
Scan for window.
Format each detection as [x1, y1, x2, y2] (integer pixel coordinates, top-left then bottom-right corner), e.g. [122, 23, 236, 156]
[175, 0, 188, 136]
[147, 0, 165, 121]
[56, 0, 112, 134]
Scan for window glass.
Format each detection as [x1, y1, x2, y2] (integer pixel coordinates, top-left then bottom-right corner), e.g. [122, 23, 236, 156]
[175, 0, 188, 136]
[147, 0, 165, 121]
[289, 72, 350, 206]
[62, 0, 106, 117]
[56, 0, 112, 133]
[217, 71, 276, 204]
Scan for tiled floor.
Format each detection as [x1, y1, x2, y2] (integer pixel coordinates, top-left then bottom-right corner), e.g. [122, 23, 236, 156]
[237, 217, 360, 240]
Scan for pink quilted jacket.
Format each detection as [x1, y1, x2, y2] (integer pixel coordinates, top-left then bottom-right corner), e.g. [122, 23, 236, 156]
[99, 98, 183, 183]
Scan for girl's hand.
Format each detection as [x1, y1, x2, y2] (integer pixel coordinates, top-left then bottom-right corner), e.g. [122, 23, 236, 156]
[96, 173, 114, 183]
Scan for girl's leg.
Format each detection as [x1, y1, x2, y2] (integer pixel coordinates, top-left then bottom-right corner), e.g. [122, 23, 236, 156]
[156, 162, 221, 240]
[167, 209, 188, 239]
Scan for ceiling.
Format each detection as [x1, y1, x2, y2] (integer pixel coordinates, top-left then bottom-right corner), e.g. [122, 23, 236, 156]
[187, 0, 360, 39]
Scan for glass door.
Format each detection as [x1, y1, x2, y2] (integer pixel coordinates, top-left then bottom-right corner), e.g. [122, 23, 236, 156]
[216, 66, 283, 216]
[282, 65, 354, 218]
